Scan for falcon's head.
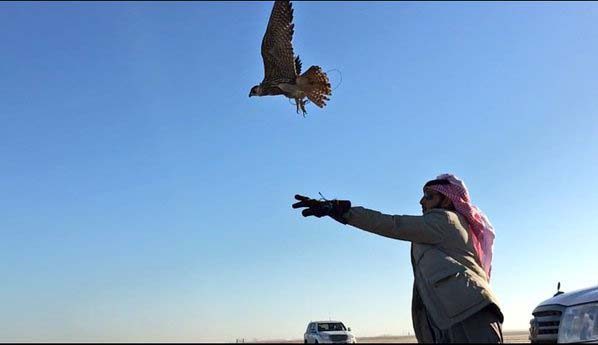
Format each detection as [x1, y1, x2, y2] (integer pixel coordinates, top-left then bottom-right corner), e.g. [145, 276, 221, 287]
[248, 85, 263, 97]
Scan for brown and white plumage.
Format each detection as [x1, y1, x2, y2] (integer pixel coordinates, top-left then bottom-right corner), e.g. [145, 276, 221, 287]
[249, 0, 332, 116]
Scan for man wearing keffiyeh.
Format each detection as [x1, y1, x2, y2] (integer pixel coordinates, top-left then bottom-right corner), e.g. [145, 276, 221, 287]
[293, 173, 504, 343]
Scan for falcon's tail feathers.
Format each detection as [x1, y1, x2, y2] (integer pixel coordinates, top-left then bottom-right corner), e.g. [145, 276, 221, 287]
[300, 66, 331, 108]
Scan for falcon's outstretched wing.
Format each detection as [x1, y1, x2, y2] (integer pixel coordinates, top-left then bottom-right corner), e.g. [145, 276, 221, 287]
[295, 55, 302, 75]
[260, 0, 298, 83]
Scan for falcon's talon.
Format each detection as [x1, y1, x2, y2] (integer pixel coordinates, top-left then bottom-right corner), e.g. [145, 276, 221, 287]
[299, 99, 307, 116]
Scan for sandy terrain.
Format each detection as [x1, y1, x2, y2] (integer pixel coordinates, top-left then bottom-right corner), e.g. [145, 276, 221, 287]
[255, 330, 530, 343]
[355, 330, 529, 343]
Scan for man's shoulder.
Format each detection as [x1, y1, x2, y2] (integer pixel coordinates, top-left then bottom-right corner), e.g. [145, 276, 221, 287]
[424, 209, 465, 226]
[423, 208, 453, 219]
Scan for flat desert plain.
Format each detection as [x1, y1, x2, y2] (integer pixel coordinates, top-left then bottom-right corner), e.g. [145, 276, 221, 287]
[257, 330, 530, 343]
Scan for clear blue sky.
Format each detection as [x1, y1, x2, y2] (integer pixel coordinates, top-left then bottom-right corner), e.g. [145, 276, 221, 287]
[1, 1, 598, 342]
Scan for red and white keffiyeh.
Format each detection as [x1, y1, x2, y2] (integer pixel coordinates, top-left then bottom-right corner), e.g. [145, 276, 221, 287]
[427, 173, 495, 281]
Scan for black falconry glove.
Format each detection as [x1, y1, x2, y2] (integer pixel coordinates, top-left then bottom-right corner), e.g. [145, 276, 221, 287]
[292, 194, 351, 224]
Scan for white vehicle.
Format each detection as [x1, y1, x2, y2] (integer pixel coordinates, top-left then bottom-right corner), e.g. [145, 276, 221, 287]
[529, 283, 598, 343]
[304, 321, 356, 344]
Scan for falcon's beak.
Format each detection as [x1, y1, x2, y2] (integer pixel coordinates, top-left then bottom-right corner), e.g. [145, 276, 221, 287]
[248, 92, 253, 98]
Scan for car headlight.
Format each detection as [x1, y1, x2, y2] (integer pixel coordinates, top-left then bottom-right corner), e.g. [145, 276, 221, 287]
[558, 302, 598, 343]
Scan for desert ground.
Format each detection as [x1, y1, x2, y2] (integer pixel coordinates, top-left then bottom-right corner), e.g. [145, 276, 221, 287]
[255, 330, 530, 343]
[354, 330, 529, 343]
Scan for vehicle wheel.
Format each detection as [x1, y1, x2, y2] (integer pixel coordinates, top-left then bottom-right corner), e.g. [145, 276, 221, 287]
[314, 341, 318, 344]
[304, 340, 307, 344]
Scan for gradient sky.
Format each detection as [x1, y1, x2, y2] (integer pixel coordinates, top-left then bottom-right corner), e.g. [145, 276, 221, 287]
[1, 1, 598, 342]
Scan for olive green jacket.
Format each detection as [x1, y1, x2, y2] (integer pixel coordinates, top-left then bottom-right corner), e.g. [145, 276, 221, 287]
[343, 207, 503, 336]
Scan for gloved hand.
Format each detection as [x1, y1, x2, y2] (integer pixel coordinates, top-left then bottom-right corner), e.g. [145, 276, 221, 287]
[292, 194, 351, 224]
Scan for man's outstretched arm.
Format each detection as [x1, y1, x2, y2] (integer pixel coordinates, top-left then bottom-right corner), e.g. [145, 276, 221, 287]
[292, 194, 447, 244]
[343, 206, 446, 244]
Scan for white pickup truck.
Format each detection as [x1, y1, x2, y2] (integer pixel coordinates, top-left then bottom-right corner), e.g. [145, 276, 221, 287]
[304, 321, 356, 344]
[529, 283, 598, 343]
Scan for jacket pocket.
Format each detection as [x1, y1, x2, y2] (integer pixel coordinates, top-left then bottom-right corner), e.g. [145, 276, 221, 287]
[429, 266, 465, 286]
[428, 267, 486, 319]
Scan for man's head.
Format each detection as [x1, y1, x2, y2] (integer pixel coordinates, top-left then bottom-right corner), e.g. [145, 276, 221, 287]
[420, 179, 455, 213]
[420, 173, 496, 280]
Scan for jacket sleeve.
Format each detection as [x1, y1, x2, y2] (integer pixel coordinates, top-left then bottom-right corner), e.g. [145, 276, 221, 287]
[343, 207, 447, 244]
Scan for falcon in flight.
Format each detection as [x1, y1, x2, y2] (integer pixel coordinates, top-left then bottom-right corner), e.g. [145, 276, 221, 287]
[249, 0, 332, 116]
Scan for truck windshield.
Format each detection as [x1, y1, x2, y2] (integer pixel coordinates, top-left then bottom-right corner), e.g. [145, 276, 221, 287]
[318, 323, 346, 332]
